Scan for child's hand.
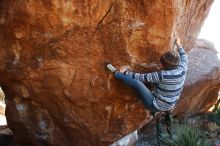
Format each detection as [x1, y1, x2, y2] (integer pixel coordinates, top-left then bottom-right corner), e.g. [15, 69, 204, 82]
[119, 66, 129, 73]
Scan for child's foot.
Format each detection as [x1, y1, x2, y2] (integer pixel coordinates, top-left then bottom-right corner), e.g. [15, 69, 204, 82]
[106, 63, 117, 73]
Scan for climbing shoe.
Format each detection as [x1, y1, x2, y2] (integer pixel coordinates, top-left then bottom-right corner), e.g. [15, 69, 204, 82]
[106, 63, 117, 73]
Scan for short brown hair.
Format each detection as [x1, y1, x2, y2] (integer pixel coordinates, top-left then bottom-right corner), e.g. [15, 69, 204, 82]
[160, 51, 180, 70]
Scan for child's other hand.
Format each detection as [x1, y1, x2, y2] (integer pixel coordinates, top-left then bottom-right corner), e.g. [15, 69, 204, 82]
[175, 38, 182, 47]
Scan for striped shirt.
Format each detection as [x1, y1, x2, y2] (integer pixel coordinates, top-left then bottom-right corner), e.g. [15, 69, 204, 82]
[125, 47, 188, 111]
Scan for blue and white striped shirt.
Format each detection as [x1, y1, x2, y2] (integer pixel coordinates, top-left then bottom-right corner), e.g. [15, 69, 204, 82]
[125, 47, 188, 111]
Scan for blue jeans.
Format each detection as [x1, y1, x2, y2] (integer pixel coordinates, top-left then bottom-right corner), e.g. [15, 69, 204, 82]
[115, 72, 159, 113]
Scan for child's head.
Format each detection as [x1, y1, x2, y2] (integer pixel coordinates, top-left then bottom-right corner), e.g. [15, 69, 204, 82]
[160, 51, 180, 70]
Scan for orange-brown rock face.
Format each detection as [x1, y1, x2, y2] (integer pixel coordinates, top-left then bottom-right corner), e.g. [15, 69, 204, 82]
[0, 0, 214, 146]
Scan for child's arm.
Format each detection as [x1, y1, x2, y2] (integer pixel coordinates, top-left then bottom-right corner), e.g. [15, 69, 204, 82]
[123, 70, 162, 83]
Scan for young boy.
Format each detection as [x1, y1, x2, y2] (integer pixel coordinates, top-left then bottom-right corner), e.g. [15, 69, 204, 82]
[106, 38, 188, 113]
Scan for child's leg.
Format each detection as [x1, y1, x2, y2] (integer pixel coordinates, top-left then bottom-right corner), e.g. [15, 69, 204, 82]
[114, 72, 158, 112]
[165, 112, 173, 136]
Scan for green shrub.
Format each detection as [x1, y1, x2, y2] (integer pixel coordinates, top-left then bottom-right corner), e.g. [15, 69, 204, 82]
[159, 124, 211, 146]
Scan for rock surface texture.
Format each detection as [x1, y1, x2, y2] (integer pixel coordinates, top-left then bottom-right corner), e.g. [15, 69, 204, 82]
[0, 0, 214, 146]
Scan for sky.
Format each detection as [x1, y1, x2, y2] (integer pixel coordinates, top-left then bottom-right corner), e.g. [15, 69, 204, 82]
[199, 0, 220, 52]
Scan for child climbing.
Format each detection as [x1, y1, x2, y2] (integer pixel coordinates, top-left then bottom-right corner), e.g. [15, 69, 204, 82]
[106, 38, 188, 113]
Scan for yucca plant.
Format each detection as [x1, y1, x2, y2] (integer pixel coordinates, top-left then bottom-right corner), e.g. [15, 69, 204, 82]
[159, 124, 211, 146]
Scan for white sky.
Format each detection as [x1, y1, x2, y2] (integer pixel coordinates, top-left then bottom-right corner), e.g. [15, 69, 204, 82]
[199, 0, 220, 52]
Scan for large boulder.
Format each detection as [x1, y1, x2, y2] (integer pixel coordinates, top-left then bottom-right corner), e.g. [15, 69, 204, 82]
[174, 39, 220, 115]
[0, 0, 214, 145]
